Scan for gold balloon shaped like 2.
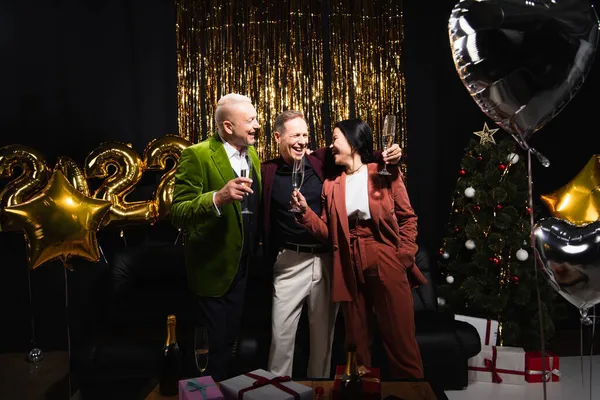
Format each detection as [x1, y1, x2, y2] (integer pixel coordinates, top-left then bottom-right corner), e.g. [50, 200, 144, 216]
[0, 145, 51, 231]
[84, 142, 158, 227]
[541, 155, 600, 226]
[143, 135, 192, 220]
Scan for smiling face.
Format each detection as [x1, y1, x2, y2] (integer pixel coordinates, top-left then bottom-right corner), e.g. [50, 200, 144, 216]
[222, 102, 260, 149]
[275, 117, 309, 165]
[329, 127, 354, 166]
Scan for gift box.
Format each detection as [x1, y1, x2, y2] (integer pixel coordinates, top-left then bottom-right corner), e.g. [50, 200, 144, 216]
[220, 369, 312, 400]
[331, 366, 381, 400]
[178, 376, 224, 400]
[468, 346, 526, 385]
[525, 351, 561, 383]
[455, 314, 499, 346]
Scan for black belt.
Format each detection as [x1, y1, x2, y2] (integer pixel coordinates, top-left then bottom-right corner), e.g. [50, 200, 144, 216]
[280, 242, 329, 254]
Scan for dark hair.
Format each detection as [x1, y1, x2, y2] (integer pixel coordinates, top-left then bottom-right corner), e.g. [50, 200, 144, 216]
[334, 119, 375, 164]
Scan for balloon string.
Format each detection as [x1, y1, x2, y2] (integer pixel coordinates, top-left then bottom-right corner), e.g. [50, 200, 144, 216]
[99, 244, 108, 265]
[581, 319, 585, 385]
[527, 149, 547, 400]
[509, 133, 550, 168]
[64, 268, 72, 399]
[590, 306, 596, 400]
[26, 251, 36, 349]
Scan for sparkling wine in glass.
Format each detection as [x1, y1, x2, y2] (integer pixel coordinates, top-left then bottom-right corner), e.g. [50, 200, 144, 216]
[379, 115, 396, 176]
[194, 327, 209, 376]
[240, 156, 253, 215]
[288, 157, 305, 213]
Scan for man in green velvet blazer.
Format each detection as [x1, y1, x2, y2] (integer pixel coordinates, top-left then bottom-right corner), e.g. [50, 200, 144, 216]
[170, 93, 262, 381]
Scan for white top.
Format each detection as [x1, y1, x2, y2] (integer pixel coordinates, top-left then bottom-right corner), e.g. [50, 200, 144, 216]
[212, 135, 250, 216]
[219, 135, 249, 176]
[345, 165, 371, 220]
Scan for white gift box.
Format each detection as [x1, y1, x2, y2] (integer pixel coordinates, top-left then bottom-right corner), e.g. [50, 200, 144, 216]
[220, 369, 312, 400]
[468, 345, 526, 385]
[455, 314, 499, 346]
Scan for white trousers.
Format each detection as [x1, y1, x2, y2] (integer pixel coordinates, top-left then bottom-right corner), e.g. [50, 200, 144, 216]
[267, 249, 339, 378]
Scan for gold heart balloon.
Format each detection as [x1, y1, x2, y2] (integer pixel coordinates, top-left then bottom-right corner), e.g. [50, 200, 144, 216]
[3, 169, 111, 270]
[541, 155, 600, 226]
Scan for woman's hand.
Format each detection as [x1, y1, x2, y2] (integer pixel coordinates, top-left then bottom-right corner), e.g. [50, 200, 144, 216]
[383, 144, 402, 165]
[290, 189, 309, 214]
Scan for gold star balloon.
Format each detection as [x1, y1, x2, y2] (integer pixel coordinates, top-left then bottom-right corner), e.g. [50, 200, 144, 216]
[473, 122, 499, 145]
[3, 169, 111, 270]
[541, 155, 600, 226]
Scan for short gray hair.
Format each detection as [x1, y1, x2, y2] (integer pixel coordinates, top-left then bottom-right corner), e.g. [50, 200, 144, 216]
[214, 93, 253, 131]
[273, 110, 305, 135]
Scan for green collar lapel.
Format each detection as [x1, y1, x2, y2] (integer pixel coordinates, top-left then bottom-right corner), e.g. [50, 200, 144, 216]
[209, 134, 241, 219]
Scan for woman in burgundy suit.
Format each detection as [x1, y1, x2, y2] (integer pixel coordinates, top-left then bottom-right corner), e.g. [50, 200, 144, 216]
[290, 119, 426, 379]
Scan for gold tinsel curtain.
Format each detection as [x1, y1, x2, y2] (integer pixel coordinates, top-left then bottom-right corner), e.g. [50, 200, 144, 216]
[176, 0, 406, 165]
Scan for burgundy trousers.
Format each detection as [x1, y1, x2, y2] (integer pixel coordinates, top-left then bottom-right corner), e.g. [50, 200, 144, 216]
[343, 219, 424, 379]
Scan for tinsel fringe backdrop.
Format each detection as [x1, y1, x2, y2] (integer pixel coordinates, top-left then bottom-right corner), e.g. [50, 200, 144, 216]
[176, 0, 407, 164]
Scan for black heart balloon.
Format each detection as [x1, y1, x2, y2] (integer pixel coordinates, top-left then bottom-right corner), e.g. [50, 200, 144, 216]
[533, 218, 600, 310]
[449, 0, 599, 141]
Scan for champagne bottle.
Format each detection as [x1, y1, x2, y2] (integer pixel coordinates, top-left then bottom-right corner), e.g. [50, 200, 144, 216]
[159, 315, 182, 396]
[339, 343, 363, 400]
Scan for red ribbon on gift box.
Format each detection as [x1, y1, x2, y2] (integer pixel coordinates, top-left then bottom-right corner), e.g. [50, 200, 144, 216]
[237, 372, 300, 400]
[469, 346, 525, 383]
[485, 319, 491, 345]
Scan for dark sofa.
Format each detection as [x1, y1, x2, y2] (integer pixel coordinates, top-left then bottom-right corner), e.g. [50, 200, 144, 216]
[69, 235, 480, 399]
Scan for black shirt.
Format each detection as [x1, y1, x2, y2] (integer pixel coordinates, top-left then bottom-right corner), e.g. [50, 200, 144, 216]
[270, 157, 323, 246]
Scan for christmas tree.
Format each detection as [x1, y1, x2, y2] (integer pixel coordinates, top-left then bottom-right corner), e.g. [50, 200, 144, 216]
[437, 123, 565, 350]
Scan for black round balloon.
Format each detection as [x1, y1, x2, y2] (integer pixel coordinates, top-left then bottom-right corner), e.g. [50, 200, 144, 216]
[449, 0, 599, 141]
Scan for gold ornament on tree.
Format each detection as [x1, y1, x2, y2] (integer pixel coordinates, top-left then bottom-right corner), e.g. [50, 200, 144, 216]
[541, 154, 600, 225]
[473, 122, 499, 145]
[3, 170, 111, 270]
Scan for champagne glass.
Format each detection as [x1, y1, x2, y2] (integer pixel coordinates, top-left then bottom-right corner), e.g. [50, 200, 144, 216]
[379, 115, 396, 176]
[194, 327, 209, 376]
[288, 157, 305, 213]
[240, 155, 253, 215]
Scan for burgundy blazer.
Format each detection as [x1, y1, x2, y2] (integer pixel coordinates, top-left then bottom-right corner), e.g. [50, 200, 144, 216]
[297, 163, 427, 302]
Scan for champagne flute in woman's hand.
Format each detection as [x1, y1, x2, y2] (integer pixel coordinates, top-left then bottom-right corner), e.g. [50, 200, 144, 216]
[379, 115, 396, 176]
[288, 157, 305, 212]
[194, 327, 209, 376]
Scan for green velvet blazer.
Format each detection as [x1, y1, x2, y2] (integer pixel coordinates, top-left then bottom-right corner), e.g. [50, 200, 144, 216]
[170, 134, 262, 297]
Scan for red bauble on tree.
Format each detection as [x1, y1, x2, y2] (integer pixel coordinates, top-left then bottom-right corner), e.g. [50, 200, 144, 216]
[495, 204, 503, 211]
[459, 169, 466, 176]
[472, 204, 481, 212]
[476, 155, 483, 161]
[512, 275, 520, 284]
[490, 256, 500, 265]
[498, 163, 507, 171]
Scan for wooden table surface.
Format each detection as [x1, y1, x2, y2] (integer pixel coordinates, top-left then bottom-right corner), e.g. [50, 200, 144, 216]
[145, 379, 438, 400]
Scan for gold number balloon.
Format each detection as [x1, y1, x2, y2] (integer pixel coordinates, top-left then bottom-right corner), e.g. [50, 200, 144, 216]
[84, 142, 157, 228]
[55, 156, 90, 196]
[0, 145, 51, 231]
[143, 135, 191, 220]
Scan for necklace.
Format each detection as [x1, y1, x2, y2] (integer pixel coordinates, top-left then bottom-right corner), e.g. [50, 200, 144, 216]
[346, 163, 364, 175]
